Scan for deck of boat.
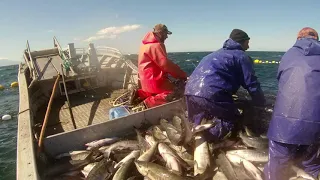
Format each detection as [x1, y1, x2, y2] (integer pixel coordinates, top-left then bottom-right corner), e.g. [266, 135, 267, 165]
[34, 88, 128, 137]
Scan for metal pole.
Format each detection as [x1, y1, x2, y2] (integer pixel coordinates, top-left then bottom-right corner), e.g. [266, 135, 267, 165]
[60, 63, 77, 130]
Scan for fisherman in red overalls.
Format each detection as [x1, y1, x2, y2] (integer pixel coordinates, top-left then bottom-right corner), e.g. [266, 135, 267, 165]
[130, 24, 187, 108]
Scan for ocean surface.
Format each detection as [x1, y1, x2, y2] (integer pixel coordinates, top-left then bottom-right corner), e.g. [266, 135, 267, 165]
[0, 51, 283, 179]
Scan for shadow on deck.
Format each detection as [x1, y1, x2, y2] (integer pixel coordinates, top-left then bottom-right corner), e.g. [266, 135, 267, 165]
[34, 87, 128, 136]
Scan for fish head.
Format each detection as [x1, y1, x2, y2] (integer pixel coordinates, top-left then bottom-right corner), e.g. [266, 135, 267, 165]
[152, 126, 167, 141]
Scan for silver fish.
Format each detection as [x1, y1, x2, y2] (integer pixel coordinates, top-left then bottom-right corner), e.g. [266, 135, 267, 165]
[134, 161, 193, 180]
[169, 144, 193, 161]
[55, 150, 88, 160]
[180, 113, 193, 145]
[158, 142, 190, 170]
[192, 122, 216, 134]
[212, 171, 228, 180]
[210, 139, 240, 151]
[138, 142, 158, 162]
[104, 140, 140, 158]
[44, 151, 96, 178]
[169, 110, 193, 145]
[98, 145, 110, 152]
[233, 165, 255, 180]
[194, 133, 210, 176]
[226, 149, 268, 163]
[86, 158, 116, 180]
[158, 143, 182, 175]
[289, 177, 313, 180]
[160, 119, 184, 146]
[216, 151, 238, 180]
[112, 158, 135, 180]
[172, 115, 183, 132]
[114, 150, 140, 169]
[127, 176, 144, 180]
[226, 153, 263, 180]
[81, 162, 98, 178]
[288, 165, 315, 180]
[244, 126, 258, 137]
[85, 137, 120, 149]
[151, 126, 170, 143]
[134, 127, 150, 153]
[145, 134, 157, 146]
[239, 131, 268, 149]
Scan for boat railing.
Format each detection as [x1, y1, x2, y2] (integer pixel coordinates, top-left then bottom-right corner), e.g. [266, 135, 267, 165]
[53, 36, 68, 60]
[74, 48, 86, 56]
[89, 46, 138, 73]
[95, 47, 123, 58]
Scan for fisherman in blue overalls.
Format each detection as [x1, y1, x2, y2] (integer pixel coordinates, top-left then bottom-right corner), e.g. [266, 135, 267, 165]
[184, 29, 266, 142]
[264, 27, 320, 180]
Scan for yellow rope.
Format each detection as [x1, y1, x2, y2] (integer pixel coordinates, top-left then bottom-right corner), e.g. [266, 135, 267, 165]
[112, 90, 130, 107]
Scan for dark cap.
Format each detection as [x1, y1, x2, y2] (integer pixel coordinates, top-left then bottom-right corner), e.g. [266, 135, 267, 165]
[229, 29, 250, 43]
[153, 24, 172, 35]
[297, 27, 319, 40]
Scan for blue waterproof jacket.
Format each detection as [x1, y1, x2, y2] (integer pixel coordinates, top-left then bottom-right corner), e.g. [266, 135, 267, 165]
[185, 39, 265, 119]
[268, 38, 320, 145]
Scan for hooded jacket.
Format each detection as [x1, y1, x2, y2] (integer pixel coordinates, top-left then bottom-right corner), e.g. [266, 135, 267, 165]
[138, 32, 187, 94]
[267, 38, 320, 145]
[185, 39, 265, 118]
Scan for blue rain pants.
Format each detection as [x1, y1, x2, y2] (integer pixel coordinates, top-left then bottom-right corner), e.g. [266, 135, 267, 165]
[185, 95, 237, 143]
[264, 140, 320, 180]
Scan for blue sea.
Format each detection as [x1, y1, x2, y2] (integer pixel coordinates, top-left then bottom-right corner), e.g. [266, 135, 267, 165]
[0, 51, 283, 179]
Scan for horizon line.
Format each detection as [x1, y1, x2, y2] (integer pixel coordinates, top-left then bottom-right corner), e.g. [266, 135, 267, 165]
[125, 50, 286, 54]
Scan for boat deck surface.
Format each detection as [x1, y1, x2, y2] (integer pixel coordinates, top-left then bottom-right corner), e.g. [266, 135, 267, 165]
[35, 88, 128, 136]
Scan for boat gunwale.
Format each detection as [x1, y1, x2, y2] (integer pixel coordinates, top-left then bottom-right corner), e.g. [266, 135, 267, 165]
[16, 64, 40, 180]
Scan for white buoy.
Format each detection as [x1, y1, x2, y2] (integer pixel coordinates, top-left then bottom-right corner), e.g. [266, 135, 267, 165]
[2, 114, 11, 121]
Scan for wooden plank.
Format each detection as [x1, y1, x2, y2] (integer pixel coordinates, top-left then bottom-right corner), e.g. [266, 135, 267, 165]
[16, 64, 40, 180]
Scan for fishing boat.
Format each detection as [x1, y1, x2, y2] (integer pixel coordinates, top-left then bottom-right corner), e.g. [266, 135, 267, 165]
[16, 37, 184, 179]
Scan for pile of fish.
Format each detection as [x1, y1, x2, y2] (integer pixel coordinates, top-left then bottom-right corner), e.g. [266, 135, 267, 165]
[43, 111, 315, 180]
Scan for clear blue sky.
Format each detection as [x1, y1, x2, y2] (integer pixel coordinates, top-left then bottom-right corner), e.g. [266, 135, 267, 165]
[0, 0, 319, 63]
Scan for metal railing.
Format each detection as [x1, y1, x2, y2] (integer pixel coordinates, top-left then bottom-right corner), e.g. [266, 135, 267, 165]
[74, 48, 86, 56]
[95, 47, 123, 58]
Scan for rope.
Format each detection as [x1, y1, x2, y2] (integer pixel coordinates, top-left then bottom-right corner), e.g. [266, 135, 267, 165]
[112, 90, 130, 107]
[18, 108, 30, 115]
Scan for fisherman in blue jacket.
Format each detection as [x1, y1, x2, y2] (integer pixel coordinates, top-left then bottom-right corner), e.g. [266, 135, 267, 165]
[264, 27, 320, 180]
[184, 29, 265, 142]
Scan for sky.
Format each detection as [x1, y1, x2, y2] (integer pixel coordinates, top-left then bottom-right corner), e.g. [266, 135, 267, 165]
[0, 0, 319, 64]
